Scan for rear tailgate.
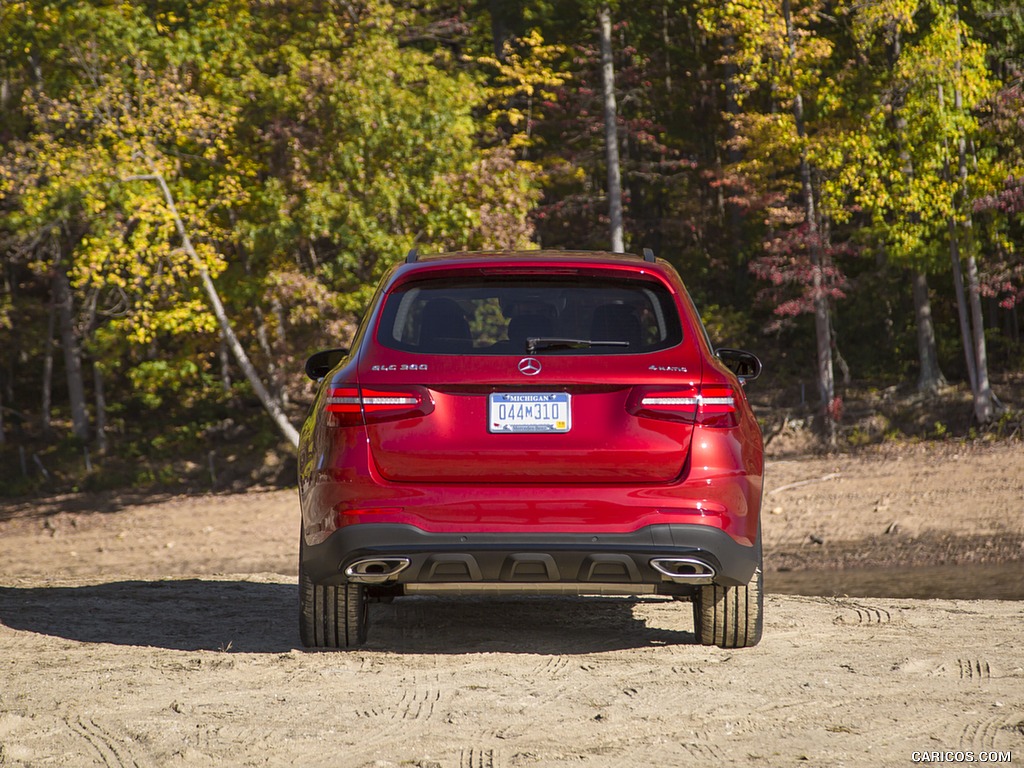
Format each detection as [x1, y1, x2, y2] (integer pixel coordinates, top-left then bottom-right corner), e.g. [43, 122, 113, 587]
[361, 354, 702, 483]
[351, 266, 706, 484]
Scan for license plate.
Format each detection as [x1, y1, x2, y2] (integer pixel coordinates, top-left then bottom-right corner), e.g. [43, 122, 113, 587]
[489, 392, 571, 433]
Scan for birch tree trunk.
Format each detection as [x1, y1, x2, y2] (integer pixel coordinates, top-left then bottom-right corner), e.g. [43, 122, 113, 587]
[130, 170, 300, 448]
[936, 49, 994, 423]
[912, 271, 946, 393]
[599, 6, 624, 253]
[964, 252, 993, 421]
[947, 220, 979, 393]
[955, 84, 993, 422]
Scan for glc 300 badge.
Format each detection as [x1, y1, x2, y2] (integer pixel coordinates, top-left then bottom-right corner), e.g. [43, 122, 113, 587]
[371, 363, 429, 372]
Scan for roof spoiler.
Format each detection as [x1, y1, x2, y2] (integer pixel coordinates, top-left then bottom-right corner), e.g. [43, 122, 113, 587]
[405, 248, 656, 264]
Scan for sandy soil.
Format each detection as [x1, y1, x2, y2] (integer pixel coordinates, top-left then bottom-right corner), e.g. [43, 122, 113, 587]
[1, 442, 1023, 767]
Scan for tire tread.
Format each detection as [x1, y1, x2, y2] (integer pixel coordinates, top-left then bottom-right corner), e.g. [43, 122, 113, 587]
[693, 566, 763, 648]
[299, 559, 368, 649]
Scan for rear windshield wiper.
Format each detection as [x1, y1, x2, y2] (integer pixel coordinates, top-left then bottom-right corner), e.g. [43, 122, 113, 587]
[526, 337, 630, 354]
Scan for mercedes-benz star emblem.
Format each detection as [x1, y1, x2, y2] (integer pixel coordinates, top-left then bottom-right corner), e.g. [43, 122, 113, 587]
[518, 357, 542, 376]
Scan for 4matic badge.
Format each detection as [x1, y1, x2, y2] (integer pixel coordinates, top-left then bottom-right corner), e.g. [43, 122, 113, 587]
[649, 364, 688, 372]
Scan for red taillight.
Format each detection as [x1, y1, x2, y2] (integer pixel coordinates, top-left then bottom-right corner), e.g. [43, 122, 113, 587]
[695, 384, 738, 427]
[629, 384, 738, 427]
[324, 386, 433, 427]
[631, 385, 700, 422]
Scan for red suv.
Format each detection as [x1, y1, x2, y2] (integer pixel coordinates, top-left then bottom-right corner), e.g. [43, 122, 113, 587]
[298, 250, 764, 648]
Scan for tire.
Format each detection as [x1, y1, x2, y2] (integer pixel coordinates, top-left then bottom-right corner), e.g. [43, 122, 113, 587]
[299, 559, 368, 649]
[692, 564, 763, 648]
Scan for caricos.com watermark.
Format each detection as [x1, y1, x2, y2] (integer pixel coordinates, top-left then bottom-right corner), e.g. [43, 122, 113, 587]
[911, 752, 1014, 764]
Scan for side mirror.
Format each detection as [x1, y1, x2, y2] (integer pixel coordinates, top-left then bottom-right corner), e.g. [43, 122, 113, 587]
[716, 348, 762, 383]
[304, 348, 349, 381]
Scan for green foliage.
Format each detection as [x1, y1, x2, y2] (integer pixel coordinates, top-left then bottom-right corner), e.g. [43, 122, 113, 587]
[1, 0, 1022, 495]
[816, 1, 1005, 273]
[474, 28, 570, 152]
[701, 303, 753, 348]
[0, 0, 541, 483]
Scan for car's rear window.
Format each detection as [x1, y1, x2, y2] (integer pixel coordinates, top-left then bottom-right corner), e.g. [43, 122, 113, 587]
[376, 275, 683, 355]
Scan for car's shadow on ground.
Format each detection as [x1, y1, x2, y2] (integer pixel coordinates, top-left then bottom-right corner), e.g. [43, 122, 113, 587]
[366, 594, 695, 653]
[0, 580, 695, 654]
[0, 580, 298, 653]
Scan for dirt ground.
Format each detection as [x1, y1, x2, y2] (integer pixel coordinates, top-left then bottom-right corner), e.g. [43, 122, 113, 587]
[1, 441, 1023, 767]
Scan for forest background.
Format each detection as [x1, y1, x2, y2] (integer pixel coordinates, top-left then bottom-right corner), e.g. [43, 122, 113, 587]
[1, 0, 1023, 496]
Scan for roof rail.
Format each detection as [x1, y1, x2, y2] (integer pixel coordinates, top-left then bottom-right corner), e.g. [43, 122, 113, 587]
[642, 248, 656, 263]
[406, 247, 419, 264]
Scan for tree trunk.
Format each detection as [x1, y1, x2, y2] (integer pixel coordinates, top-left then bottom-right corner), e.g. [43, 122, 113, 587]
[489, 0, 524, 61]
[219, 336, 232, 394]
[93, 362, 108, 454]
[947, 237, 996, 421]
[891, 36, 944, 395]
[598, 6, 624, 253]
[956, 128, 993, 420]
[724, 35, 746, 295]
[53, 268, 90, 441]
[41, 300, 56, 436]
[82, 289, 108, 453]
[948, 221, 979, 394]
[783, 0, 835, 444]
[131, 170, 300, 448]
[810, 247, 836, 444]
[912, 271, 946, 394]
[272, 296, 290, 409]
[950, 14, 993, 422]
[662, 3, 673, 93]
[254, 304, 287, 408]
[938, 70, 994, 422]
[1, 261, 14, 444]
[964, 252, 993, 422]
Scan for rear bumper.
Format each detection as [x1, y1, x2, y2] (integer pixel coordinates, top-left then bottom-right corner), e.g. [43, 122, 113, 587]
[302, 523, 760, 593]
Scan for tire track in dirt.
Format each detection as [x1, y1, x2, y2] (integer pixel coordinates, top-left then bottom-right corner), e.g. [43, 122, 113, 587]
[956, 659, 993, 681]
[831, 601, 893, 626]
[348, 670, 448, 764]
[396, 687, 442, 721]
[533, 655, 571, 677]
[895, 657, 1001, 682]
[679, 731, 726, 762]
[355, 685, 443, 722]
[459, 746, 498, 768]
[66, 716, 141, 768]
[959, 713, 1024, 752]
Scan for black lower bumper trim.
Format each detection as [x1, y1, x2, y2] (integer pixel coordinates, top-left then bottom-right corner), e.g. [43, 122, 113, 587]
[303, 524, 759, 590]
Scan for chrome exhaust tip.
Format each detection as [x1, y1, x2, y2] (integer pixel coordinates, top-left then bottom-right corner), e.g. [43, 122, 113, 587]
[650, 557, 716, 584]
[344, 557, 411, 584]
